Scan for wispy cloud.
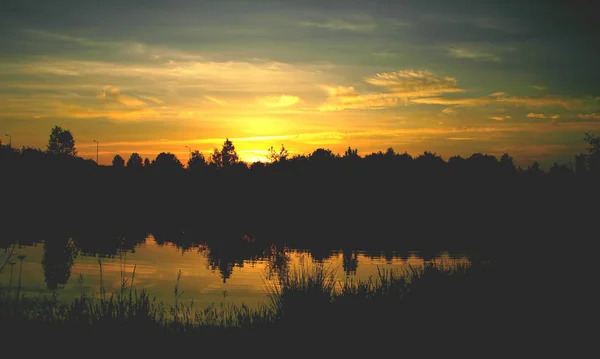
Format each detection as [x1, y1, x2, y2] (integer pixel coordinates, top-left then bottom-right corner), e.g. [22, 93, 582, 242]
[411, 93, 582, 109]
[77, 126, 524, 149]
[527, 113, 560, 119]
[320, 70, 464, 111]
[13, 57, 328, 93]
[489, 115, 512, 121]
[447, 47, 502, 62]
[318, 85, 399, 111]
[578, 113, 600, 119]
[97, 86, 147, 107]
[138, 95, 164, 105]
[204, 95, 227, 106]
[57, 103, 161, 121]
[25, 65, 81, 76]
[298, 19, 375, 32]
[533, 85, 546, 91]
[365, 70, 463, 97]
[260, 95, 300, 107]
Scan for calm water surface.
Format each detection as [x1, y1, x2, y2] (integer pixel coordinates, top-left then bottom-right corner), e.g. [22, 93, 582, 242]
[1, 235, 470, 308]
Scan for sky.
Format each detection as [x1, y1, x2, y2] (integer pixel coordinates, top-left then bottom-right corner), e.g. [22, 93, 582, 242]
[1, 0, 599, 167]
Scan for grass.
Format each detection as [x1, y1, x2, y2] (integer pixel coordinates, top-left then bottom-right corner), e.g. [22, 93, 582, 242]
[0, 255, 504, 354]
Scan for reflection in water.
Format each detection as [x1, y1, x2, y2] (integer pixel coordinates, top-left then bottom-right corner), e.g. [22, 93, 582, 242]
[42, 237, 77, 290]
[2, 235, 470, 307]
[265, 244, 291, 280]
[342, 249, 358, 275]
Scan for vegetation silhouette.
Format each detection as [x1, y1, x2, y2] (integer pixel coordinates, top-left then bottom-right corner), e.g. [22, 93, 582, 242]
[112, 154, 125, 168]
[0, 126, 598, 355]
[41, 237, 77, 290]
[2, 127, 600, 255]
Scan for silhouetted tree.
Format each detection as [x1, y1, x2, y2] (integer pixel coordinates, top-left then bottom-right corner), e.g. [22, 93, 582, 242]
[20, 146, 46, 162]
[188, 150, 207, 172]
[143, 158, 151, 167]
[250, 161, 266, 170]
[127, 153, 144, 169]
[47, 126, 77, 156]
[500, 153, 516, 172]
[584, 132, 600, 175]
[343, 146, 359, 159]
[415, 151, 445, 172]
[112, 154, 125, 168]
[448, 155, 465, 167]
[385, 147, 395, 159]
[575, 153, 587, 176]
[526, 161, 544, 176]
[549, 162, 573, 178]
[267, 144, 289, 163]
[309, 148, 337, 163]
[211, 138, 239, 168]
[151, 152, 184, 173]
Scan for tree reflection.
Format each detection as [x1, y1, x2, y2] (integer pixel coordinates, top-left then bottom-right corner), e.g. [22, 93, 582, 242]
[265, 244, 290, 279]
[42, 237, 77, 290]
[201, 236, 265, 283]
[342, 249, 358, 275]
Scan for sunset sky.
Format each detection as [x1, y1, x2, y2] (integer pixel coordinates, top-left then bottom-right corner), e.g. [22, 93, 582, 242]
[1, 0, 599, 166]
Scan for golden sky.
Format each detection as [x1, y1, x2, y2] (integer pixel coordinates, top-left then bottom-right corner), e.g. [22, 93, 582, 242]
[1, 1, 599, 167]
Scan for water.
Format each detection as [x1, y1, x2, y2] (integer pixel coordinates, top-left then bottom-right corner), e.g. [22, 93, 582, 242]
[0, 235, 470, 308]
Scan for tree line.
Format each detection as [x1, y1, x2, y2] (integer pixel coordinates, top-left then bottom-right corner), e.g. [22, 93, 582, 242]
[2, 125, 600, 178]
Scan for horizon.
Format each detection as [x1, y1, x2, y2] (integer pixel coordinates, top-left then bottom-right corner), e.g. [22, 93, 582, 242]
[1, 1, 599, 168]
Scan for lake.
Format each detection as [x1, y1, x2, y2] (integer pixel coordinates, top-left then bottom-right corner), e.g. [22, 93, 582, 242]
[0, 235, 470, 308]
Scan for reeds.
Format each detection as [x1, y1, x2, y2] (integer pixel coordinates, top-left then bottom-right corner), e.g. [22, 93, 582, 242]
[1, 257, 488, 339]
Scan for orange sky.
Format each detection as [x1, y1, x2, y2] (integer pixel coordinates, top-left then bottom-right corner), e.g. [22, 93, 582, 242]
[1, 1, 599, 167]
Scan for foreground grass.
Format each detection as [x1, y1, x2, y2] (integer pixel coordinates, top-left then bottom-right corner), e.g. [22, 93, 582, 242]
[0, 259, 510, 354]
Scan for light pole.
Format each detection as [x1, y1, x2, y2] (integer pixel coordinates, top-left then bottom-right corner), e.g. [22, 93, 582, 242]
[93, 140, 99, 164]
[4, 133, 11, 148]
[185, 145, 192, 162]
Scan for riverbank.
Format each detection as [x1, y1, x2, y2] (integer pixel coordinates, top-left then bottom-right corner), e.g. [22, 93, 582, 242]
[0, 260, 518, 355]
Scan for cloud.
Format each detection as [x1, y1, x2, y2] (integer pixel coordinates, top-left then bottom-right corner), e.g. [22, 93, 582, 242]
[204, 95, 227, 106]
[118, 96, 147, 107]
[447, 47, 502, 62]
[533, 85, 546, 91]
[489, 115, 512, 121]
[578, 113, 600, 119]
[14, 57, 329, 93]
[372, 50, 395, 57]
[25, 66, 81, 76]
[97, 86, 121, 101]
[365, 70, 464, 97]
[318, 89, 397, 111]
[260, 95, 300, 107]
[527, 113, 560, 119]
[97, 86, 147, 107]
[319, 69, 465, 111]
[441, 107, 456, 114]
[324, 86, 358, 97]
[57, 103, 160, 121]
[411, 93, 581, 109]
[138, 95, 164, 104]
[446, 137, 476, 141]
[298, 19, 375, 32]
